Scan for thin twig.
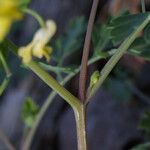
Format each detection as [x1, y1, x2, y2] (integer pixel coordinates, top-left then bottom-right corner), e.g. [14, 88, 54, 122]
[0, 128, 15, 150]
[79, 0, 99, 102]
[141, 0, 146, 13]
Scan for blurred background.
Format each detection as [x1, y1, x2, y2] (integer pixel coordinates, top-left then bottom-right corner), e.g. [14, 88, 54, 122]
[1, 0, 150, 149]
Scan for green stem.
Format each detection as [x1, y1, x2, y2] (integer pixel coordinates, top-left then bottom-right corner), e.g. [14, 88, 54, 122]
[0, 78, 10, 96]
[39, 62, 74, 74]
[22, 8, 45, 27]
[22, 55, 105, 150]
[74, 105, 87, 150]
[141, 0, 146, 13]
[3, 39, 18, 55]
[0, 51, 11, 78]
[88, 14, 150, 99]
[27, 61, 81, 110]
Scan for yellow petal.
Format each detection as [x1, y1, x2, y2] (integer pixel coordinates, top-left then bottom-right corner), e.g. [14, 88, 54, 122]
[0, 0, 22, 19]
[32, 47, 44, 59]
[0, 17, 12, 41]
[32, 20, 56, 59]
[18, 45, 32, 64]
[32, 20, 56, 46]
[43, 46, 53, 61]
[0, 0, 22, 41]
[18, 20, 56, 63]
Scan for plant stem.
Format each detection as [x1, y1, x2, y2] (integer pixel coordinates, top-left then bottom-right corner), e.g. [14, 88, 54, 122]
[22, 55, 105, 150]
[39, 62, 74, 74]
[74, 105, 87, 150]
[0, 128, 15, 150]
[79, 0, 99, 102]
[27, 61, 81, 109]
[0, 78, 10, 96]
[141, 0, 146, 13]
[22, 8, 45, 27]
[88, 15, 150, 99]
[0, 51, 12, 78]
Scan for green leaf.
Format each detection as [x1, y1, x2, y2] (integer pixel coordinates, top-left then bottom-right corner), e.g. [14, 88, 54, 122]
[20, 0, 31, 9]
[129, 37, 150, 61]
[109, 13, 150, 45]
[92, 23, 112, 56]
[131, 143, 150, 150]
[140, 111, 150, 136]
[21, 97, 39, 128]
[144, 23, 150, 44]
[53, 17, 86, 62]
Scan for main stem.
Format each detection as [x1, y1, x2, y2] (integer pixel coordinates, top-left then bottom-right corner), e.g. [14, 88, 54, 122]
[79, 0, 99, 102]
[74, 105, 87, 150]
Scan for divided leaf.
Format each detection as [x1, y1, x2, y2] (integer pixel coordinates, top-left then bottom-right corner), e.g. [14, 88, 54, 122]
[92, 24, 112, 57]
[129, 37, 150, 61]
[140, 111, 150, 136]
[53, 17, 86, 62]
[109, 13, 149, 45]
[22, 97, 39, 128]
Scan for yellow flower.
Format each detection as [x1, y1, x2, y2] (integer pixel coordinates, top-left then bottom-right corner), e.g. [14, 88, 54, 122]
[0, 0, 22, 41]
[18, 20, 56, 64]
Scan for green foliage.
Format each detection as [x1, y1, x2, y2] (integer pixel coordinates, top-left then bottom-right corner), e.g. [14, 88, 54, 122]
[92, 23, 112, 57]
[89, 70, 100, 89]
[140, 111, 150, 136]
[144, 23, 150, 44]
[52, 16, 86, 63]
[20, 0, 31, 9]
[22, 97, 39, 128]
[108, 13, 149, 45]
[129, 22, 150, 60]
[129, 37, 150, 61]
[131, 143, 150, 150]
[132, 110, 150, 150]
[101, 12, 150, 62]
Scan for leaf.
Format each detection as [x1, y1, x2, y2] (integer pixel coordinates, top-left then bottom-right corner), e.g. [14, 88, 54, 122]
[131, 143, 150, 150]
[109, 13, 150, 45]
[92, 23, 112, 57]
[20, 0, 31, 9]
[52, 17, 86, 62]
[21, 97, 39, 128]
[140, 111, 150, 136]
[129, 37, 150, 61]
[144, 23, 150, 44]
